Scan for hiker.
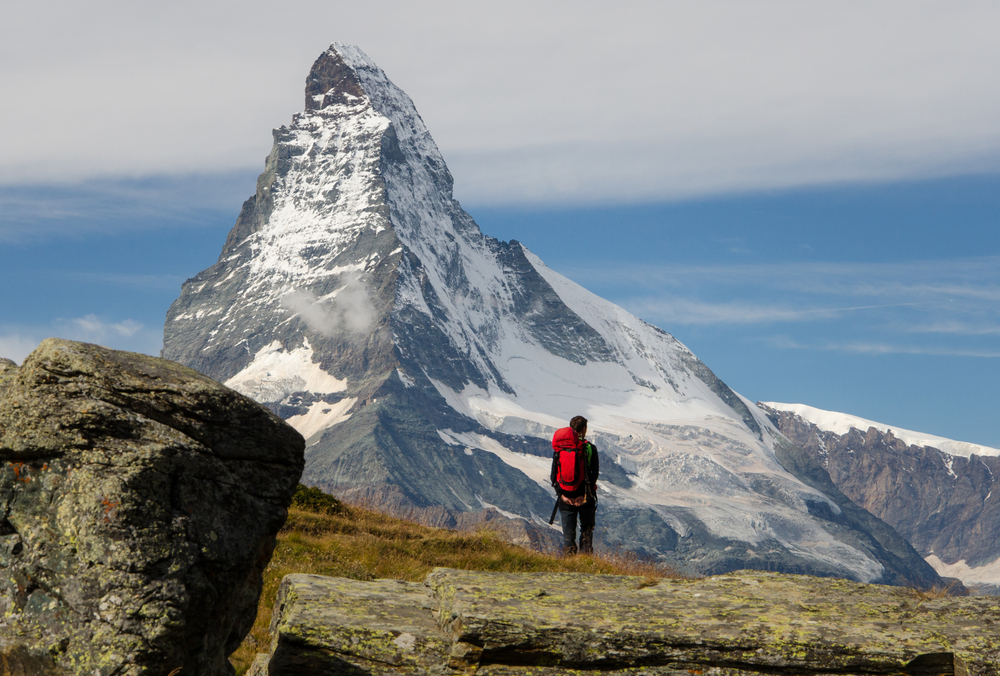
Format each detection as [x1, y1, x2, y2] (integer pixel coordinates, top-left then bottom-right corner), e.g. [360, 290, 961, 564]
[551, 415, 600, 555]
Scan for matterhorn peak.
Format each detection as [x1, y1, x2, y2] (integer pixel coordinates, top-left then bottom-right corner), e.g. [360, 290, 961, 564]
[304, 43, 372, 111]
[163, 44, 943, 588]
[300, 42, 455, 198]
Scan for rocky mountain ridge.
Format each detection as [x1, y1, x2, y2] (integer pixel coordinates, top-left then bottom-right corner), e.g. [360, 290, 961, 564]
[163, 43, 942, 587]
[760, 402, 1000, 594]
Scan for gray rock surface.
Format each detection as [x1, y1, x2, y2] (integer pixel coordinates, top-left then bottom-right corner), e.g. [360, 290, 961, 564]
[0, 339, 305, 675]
[250, 568, 995, 675]
[0, 357, 17, 399]
[761, 404, 999, 592]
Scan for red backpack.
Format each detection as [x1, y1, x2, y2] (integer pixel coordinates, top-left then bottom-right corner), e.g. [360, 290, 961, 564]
[552, 427, 585, 493]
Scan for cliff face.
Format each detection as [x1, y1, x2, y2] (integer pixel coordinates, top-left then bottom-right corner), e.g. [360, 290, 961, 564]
[761, 403, 1000, 592]
[248, 568, 993, 676]
[0, 339, 304, 675]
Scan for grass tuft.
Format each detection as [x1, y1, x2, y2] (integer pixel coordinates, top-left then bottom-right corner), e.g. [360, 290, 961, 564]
[230, 497, 685, 673]
[909, 580, 969, 600]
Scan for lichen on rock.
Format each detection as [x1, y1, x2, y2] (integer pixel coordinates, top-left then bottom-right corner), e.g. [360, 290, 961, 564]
[0, 339, 305, 675]
[252, 568, 999, 675]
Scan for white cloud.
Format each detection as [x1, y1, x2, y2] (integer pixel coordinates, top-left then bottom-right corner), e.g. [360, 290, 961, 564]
[906, 322, 1000, 336]
[3, 2, 1000, 203]
[563, 254, 1000, 364]
[0, 172, 255, 242]
[280, 274, 375, 336]
[61, 315, 144, 340]
[0, 316, 163, 364]
[624, 298, 930, 326]
[575, 257, 1000, 307]
[280, 290, 340, 336]
[766, 337, 1000, 359]
[62, 272, 186, 291]
[0, 334, 40, 365]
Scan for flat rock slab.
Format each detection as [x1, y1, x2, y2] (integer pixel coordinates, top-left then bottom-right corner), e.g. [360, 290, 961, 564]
[257, 575, 452, 674]
[252, 568, 1000, 675]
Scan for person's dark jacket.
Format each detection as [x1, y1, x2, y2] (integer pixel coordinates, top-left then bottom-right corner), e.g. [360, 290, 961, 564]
[550, 429, 600, 499]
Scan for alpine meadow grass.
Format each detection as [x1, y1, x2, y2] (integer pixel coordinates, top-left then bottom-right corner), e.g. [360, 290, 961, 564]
[230, 488, 685, 673]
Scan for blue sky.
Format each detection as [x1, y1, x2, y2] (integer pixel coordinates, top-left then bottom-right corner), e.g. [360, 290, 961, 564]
[2, 2, 998, 447]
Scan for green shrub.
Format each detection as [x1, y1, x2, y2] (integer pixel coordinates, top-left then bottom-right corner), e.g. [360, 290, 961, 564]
[289, 484, 346, 516]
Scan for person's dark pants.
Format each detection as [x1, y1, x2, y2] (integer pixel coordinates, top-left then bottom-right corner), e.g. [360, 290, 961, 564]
[558, 499, 596, 555]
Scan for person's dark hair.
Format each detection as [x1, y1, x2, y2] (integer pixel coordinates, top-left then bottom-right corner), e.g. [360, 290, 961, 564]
[569, 416, 588, 434]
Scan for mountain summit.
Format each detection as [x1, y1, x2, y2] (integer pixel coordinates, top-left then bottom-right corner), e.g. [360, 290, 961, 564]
[163, 44, 940, 586]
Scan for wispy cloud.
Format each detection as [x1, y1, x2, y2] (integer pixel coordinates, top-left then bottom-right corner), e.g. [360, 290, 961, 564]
[58, 315, 144, 341]
[622, 298, 931, 326]
[904, 321, 1000, 336]
[0, 334, 41, 365]
[60, 271, 186, 290]
[575, 256, 1000, 323]
[0, 172, 255, 242]
[0, 315, 163, 364]
[280, 274, 376, 336]
[575, 257, 1000, 299]
[567, 254, 1000, 362]
[767, 336, 1000, 359]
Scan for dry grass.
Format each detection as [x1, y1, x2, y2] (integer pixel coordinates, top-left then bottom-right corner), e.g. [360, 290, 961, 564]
[909, 580, 969, 600]
[230, 501, 684, 673]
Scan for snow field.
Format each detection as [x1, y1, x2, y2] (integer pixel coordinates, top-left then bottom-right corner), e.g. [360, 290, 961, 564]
[763, 402, 1000, 458]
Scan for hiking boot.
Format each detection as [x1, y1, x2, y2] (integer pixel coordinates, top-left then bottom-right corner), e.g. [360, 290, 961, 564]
[579, 527, 594, 554]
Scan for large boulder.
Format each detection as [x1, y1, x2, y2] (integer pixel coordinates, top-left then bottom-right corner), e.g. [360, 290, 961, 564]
[0, 339, 305, 675]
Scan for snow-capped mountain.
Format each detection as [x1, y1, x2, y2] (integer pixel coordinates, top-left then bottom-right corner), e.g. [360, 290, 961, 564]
[162, 44, 941, 586]
[761, 402, 1000, 593]
[762, 403, 1000, 460]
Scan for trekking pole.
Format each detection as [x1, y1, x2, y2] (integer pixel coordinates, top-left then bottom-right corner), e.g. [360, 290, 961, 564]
[548, 491, 561, 525]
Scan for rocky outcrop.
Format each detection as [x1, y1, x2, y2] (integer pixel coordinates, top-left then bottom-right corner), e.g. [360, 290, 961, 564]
[761, 404, 1000, 592]
[0, 339, 305, 675]
[249, 568, 994, 675]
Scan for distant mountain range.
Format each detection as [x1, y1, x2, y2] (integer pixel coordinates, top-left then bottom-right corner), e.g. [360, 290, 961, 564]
[761, 402, 1000, 593]
[161, 43, 943, 588]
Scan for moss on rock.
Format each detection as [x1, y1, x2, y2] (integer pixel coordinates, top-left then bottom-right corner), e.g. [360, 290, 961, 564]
[254, 568, 996, 675]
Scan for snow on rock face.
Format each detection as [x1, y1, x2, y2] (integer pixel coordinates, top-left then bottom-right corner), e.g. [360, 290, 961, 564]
[762, 402, 1000, 458]
[925, 554, 1000, 592]
[287, 396, 358, 442]
[163, 44, 943, 587]
[162, 42, 405, 367]
[762, 401, 1000, 590]
[225, 339, 347, 404]
[224, 338, 355, 440]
